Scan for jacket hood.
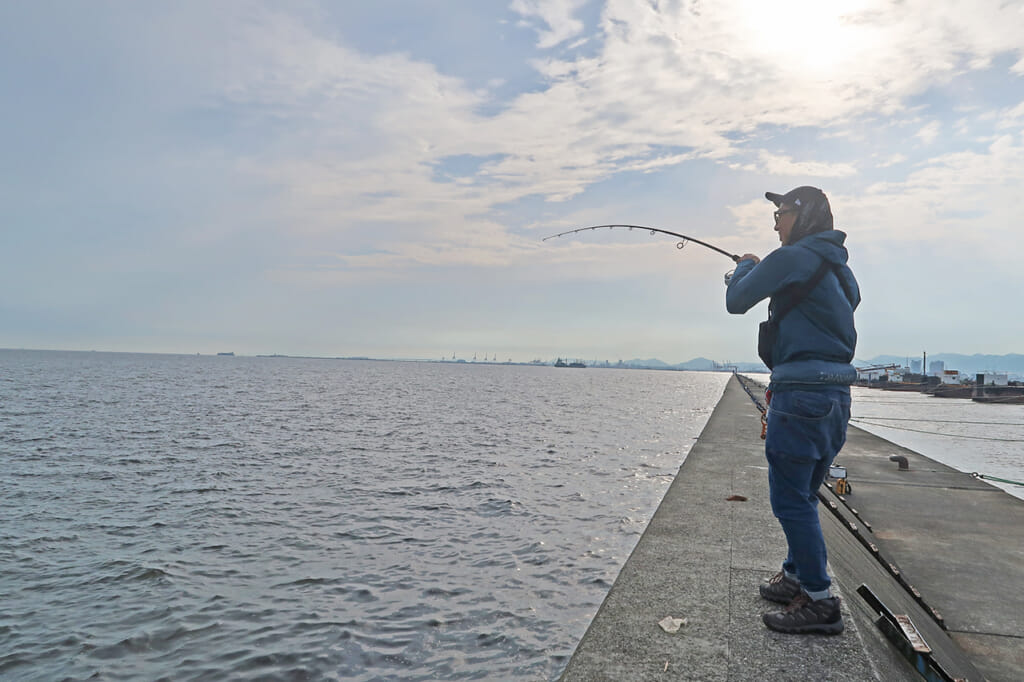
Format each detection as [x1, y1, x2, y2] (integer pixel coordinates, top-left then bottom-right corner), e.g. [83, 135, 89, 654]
[785, 188, 834, 244]
[796, 230, 849, 266]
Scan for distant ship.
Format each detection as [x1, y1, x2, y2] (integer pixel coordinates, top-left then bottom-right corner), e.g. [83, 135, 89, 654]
[927, 384, 974, 399]
[972, 385, 1024, 404]
[217, 352, 235, 356]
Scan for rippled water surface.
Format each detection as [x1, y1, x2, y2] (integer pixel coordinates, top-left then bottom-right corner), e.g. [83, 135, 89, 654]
[1, 351, 730, 681]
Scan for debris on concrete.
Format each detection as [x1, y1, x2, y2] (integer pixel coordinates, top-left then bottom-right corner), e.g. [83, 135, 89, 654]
[658, 616, 687, 633]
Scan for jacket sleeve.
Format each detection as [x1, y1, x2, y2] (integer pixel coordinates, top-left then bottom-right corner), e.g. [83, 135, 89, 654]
[725, 248, 802, 314]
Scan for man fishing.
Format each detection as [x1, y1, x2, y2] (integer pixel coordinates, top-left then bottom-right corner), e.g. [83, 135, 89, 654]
[725, 186, 860, 634]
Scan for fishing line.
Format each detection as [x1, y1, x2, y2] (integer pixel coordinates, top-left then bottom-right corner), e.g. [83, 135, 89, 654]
[850, 418, 1024, 442]
[973, 472, 1024, 486]
[852, 398, 949, 406]
[851, 416, 1024, 427]
[542, 224, 741, 263]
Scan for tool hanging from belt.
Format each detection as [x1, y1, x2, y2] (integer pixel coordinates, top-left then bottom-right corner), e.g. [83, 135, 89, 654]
[761, 388, 771, 440]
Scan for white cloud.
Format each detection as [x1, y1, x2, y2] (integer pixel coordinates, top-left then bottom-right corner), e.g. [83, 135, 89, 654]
[10, 3, 1024, 316]
[844, 134, 1024, 246]
[758, 153, 858, 178]
[998, 100, 1024, 127]
[163, 11, 1024, 209]
[510, 0, 590, 48]
[176, 0, 1022, 289]
[876, 154, 907, 168]
[915, 121, 942, 144]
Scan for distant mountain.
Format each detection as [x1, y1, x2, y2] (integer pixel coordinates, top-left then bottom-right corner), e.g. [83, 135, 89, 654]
[625, 358, 671, 368]
[623, 357, 767, 372]
[676, 357, 716, 370]
[606, 352, 1024, 376]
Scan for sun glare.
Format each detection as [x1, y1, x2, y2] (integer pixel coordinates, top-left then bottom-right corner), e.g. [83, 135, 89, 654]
[739, 0, 873, 74]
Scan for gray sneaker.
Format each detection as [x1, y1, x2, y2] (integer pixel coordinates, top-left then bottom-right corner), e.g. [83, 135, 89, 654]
[763, 593, 844, 635]
[759, 571, 801, 604]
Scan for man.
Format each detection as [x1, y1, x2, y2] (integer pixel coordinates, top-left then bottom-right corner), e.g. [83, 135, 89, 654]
[725, 186, 860, 634]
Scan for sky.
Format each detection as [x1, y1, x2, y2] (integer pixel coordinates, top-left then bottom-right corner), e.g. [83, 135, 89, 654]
[2, 1, 1024, 365]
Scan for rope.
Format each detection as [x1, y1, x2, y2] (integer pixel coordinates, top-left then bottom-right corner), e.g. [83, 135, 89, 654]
[973, 472, 1024, 487]
[734, 374, 768, 439]
[735, 374, 767, 414]
[857, 392, 1024, 405]
[850, 418, 1024, 442]
[854, 398, 949, 405]
[852, 416, 1024, 427]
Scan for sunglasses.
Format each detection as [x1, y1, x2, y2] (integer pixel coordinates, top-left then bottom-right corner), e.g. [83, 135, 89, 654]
[773, 208, 797, 222]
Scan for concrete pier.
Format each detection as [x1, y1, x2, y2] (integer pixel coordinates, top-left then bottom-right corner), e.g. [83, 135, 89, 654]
[560, 375, 1022, 681]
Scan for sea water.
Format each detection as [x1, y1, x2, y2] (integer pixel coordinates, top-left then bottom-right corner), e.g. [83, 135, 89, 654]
[849, 385, 1024, 501]
[5, 352, 1021, 681]
[1, 351, 729, 681]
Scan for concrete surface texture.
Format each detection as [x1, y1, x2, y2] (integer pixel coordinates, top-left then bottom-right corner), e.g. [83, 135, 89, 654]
[836, 424, 1024, 681]
[559, 376, 1019, 681]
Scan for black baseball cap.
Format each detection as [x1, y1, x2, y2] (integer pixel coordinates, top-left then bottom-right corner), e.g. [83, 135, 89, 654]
[765, 186, 834, 240]
[765, 186, 828, 209]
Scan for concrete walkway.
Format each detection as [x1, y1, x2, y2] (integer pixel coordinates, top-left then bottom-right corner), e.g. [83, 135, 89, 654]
[836, 417, 1024, 681]
[559, 375, 1020, 681]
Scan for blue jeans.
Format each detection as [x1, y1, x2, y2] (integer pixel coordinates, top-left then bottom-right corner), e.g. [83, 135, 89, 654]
[765, 387, 851, 595]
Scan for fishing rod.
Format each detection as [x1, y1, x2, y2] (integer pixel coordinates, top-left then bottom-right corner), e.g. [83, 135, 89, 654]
[542, 224, 741, 263]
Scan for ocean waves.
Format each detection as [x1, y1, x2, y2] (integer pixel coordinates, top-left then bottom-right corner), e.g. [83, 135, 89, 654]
[1, 351, 729, 680]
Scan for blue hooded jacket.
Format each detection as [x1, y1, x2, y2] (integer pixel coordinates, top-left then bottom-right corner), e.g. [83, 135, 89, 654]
[726, 230, 860, 387]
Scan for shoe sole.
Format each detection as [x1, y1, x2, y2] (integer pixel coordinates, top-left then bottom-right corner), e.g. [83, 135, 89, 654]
[762, 616, 845, 635]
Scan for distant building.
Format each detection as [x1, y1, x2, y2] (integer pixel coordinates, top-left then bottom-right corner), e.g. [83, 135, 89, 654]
[929, 360, 945, 376]
[977, 372, 1009, 386]
[889, 366, 919, 383]
[941, 370, 961, 385]
[910, 359, 921, 373]
[857, 367, 886, 381]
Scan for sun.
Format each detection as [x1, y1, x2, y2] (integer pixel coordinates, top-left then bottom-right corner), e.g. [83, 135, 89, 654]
[738, 0, 875, 75]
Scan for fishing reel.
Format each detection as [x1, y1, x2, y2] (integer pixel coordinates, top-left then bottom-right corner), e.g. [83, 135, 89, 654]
[723, 268, 735, 286]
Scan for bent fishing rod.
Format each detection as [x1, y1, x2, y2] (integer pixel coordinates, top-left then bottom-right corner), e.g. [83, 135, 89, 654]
[542, 224, 741, 263]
